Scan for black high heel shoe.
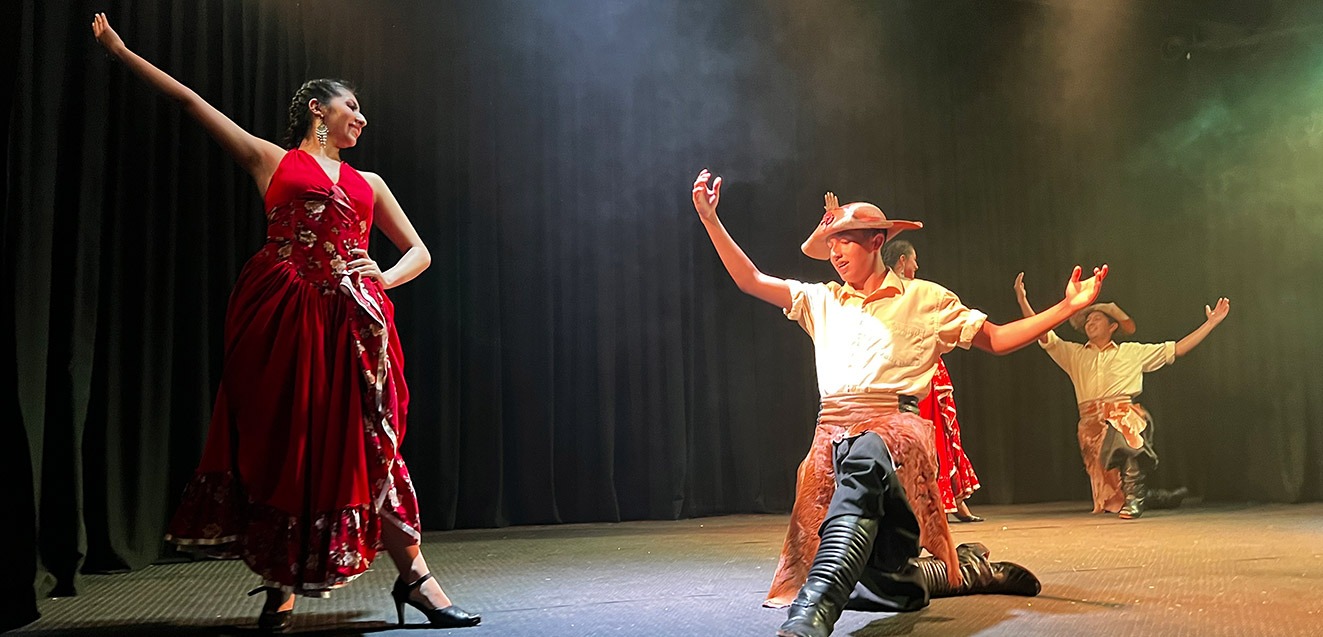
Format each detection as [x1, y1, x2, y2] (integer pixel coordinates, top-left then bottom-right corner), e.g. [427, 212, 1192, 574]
[391, 573, 481, 628]
[246, 586, 293, 633]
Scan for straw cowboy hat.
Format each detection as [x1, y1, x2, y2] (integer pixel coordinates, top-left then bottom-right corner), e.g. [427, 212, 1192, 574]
[800, 192, 923, 260]
[1069, 302, 1136, 335]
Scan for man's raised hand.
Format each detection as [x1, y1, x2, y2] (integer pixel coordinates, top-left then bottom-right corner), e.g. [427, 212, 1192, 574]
[692, 169, 722, 223]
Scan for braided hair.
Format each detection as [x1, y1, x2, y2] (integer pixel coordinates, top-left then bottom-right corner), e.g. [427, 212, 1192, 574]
[281, 79, 356, 149]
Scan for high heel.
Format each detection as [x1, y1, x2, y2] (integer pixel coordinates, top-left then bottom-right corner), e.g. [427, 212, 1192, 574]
[391, 573, 481, 628]
[246, 586, 293, 633]
[952, 502, 984, 523]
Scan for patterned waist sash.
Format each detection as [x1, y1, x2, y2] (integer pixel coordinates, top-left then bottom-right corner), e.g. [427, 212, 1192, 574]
[1078, 396, 1148, 449]
[818, 392, 919, 439]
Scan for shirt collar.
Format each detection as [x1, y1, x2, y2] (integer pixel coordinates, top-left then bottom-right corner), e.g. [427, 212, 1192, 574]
[1085, 340, 1119, 352]
[837, 269, 907, 302]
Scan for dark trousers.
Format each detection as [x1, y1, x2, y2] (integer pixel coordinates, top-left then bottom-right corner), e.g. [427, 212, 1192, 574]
[823, 432, 931, 613]
[1101, 408, 1159, 472]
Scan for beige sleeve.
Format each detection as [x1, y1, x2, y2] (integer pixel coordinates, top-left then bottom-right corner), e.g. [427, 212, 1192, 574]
[933, 288, 989, 352]
[1128, 341, 1178, 373]
[783, 280, 827, 337]
[1040, 330, 1081, 375]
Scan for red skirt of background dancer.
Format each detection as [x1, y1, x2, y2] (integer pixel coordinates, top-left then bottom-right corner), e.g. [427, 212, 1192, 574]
[919, 359, 981, 513]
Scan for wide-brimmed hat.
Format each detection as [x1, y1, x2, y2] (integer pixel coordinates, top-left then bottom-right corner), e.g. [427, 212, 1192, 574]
[1069, 302, 1135, 335]
[801, 197, 923, 260]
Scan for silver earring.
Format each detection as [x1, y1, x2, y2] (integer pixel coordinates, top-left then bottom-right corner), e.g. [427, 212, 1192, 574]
[315, 120, 329, 147]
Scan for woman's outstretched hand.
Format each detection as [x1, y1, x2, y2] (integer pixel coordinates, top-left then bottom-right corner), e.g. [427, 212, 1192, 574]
[1062, 264, 1108, 312]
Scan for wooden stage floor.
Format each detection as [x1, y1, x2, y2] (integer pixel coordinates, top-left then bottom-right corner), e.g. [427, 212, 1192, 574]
[16, 502, 1323, 636]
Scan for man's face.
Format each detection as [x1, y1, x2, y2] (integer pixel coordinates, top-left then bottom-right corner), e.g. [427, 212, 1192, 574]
[827, 230, 884, 284]
[1083, 310, 1118, 341]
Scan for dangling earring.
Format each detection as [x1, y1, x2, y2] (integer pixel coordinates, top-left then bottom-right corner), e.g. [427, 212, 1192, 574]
[315, 118, 329, 148]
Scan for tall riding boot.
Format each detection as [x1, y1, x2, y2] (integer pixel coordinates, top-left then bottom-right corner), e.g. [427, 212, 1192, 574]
[914, 543, 1040, 598]
[1118, 457, 1147, 520]
[777, 515, 878, 637]
[1146, 486, 1189, 510]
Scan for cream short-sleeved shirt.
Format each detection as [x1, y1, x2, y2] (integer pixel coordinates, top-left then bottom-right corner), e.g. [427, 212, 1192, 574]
[1039, 330, 1177, 405]
[784, 270, 988, 399]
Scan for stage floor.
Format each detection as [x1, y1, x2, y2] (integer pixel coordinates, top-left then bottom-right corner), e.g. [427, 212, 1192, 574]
[15, 502, 1323, 636]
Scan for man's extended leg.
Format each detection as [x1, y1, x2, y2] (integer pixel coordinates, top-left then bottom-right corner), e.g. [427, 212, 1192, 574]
[1103, 407, 1183, 519]
[911, 542, 1040, 597]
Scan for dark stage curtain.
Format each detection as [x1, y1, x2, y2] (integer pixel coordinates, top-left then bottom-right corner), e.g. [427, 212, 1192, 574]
[7, 0, 1322, 626]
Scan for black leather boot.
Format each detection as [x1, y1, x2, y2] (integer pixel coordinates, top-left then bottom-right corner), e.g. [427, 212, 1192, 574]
[1147, 486, 1189, 510]
[777, 515, 879, 637]
[914, 543, 1041, 597]
[1118, 457, 1147, 519]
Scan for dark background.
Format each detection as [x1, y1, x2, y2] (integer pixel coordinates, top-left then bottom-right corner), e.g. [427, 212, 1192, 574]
[7, 0, 1322, 627]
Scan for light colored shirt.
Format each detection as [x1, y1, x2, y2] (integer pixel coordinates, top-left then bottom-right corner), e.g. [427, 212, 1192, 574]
[1039, 330, 1176, 405]
[784, 270, 988, 399]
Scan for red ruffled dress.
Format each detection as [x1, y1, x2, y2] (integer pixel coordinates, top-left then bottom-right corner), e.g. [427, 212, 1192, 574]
[918, 358, 981, 513]
[166, 149, 420, 596]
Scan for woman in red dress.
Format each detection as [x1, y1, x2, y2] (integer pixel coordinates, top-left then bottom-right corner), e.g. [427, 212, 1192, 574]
[884, 241, 983, 522]
[918, 360, 984, 522]
[92, 14, 478, 631]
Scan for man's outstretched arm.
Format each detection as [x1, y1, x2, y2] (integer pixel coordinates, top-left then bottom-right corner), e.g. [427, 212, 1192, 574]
[1012, 272, 1051, 344]
[1175, 297, 1230, 357]
[972, 266, 1108, 354]
[691, 169, 793, 310]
